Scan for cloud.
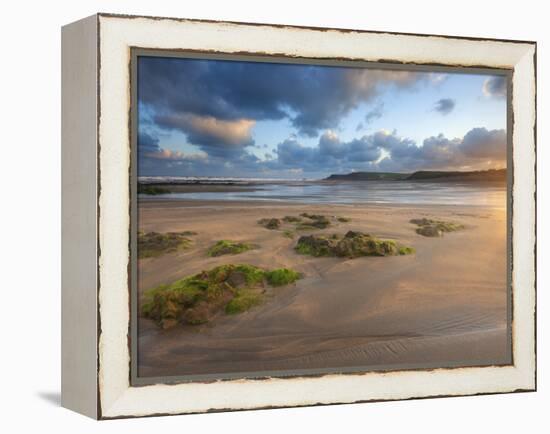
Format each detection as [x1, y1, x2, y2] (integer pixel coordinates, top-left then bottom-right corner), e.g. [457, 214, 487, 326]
[482, 76, 507, 98]
[272, 127, 506, 174]
[139, 126, 506, 177]
[139, 145, 266, 178]
[138, 130, 208, 163]
[274, 130, 402, 172]
[154, 114, 255, 157]
[380, 128, 505, 171]
[433, 98, 456, 115]
[290, 69, 419, 137]
[144, 148, 207, 161]
[428, 73, 448, 86]
[364, 102, 384, 124]
[318, 130, 344, 158]
[136, 56, 507, 177]
[138, 56, 426, 140]
[138, 130, 161, 154]
[460, 127, 506, 158]
[346, 135, 387, 163]
[275, 137, 319, 167]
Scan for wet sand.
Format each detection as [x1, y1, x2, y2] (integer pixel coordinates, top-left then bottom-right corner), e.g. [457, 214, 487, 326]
[137, 200, 510, 378]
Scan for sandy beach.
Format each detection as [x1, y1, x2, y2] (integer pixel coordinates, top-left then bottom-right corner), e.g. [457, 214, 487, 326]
[136, 198, 510, 378]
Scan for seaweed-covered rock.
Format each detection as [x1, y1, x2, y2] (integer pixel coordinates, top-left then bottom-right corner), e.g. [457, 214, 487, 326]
[309, 219, 331, 229]
[225, 289, 264, 314]
[265, 268, 302, 286]
[415, 225, 443, 237]
[300, 213, 331, 229]
[295, 231, 413, 258]
[283, 215, 302, 223]
[226, 270, 248, 288]
[258, 213, 342, 232]
[334, 231, 399, 257]
[183, 292, 233, 324]
[337, 216, 351, 222]
[294, 234, 335, 257]
[138, 231, 195, 258]
[207, 240, 256, 257]
[410, 218, 464, 237]
[283, 230, 295, 239]
[141, 264, 302, 328]
[258, 218, 282, 229]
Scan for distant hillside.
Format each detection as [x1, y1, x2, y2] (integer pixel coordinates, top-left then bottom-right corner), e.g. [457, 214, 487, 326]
[324, 172, 409, 181]
[324, 168, 506, 182]
[406, 168, 506, 182]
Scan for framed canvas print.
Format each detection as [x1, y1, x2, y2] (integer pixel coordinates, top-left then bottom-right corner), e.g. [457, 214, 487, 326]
[61, 13, 536, 419]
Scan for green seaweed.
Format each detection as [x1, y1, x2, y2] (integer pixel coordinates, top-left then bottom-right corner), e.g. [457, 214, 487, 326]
[258, 218, 282, 230]
[282, 216, 302, 223]
[207, 240, 256, 257]
[299, 213, 331, 228]
[398, 246, 416, 255]
[225, 289, 264, 314]
[265, 268, 301, 286]
[295, 223, 319, 231]
[295, 231, 414, 258]
[283, 230, 295, 239]
[141, 264, 302, 328]
[410, 218, 465, 237]
[138, 231, 195, 258]
[258, 213, 337, 231]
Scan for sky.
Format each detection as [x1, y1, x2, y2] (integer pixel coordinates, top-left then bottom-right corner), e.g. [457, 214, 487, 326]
[137, 56, 507, 179]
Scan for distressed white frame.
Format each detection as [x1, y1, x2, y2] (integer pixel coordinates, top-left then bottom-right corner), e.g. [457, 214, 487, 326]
[91, 14, 536, 418]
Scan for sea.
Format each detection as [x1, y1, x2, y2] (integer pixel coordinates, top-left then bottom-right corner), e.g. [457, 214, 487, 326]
[138, 177, 507, 208]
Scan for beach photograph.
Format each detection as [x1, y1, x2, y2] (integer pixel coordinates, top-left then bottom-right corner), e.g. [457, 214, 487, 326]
[135, 55, 510, 379]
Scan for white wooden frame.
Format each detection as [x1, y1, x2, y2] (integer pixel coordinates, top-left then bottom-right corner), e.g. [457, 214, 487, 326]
[61, 13, 536, 419]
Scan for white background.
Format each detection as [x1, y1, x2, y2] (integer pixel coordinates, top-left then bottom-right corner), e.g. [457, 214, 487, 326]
[0, 0, 546, 432]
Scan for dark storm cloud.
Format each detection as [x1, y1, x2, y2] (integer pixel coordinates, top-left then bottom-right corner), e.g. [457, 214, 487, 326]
[433, 98, 456, 115]
[138, 57, 423, 139]
[138, 57, 287, 121]
[482, 76, 507, 98]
